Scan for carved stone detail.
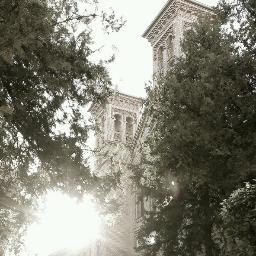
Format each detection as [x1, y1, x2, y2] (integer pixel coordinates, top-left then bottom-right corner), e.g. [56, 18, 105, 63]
[144, 0, 212, 46]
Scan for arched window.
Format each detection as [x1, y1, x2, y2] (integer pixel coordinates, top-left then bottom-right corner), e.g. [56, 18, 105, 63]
[158, 46, 164, 72]
[125, 116, 133, 143]
[96, 240, 101, 256]
[135, 190, 144, 219]
[114, 114, 122, 142]
[166, 35, 173, 61]
[101, 116, 104, 131]
[96, 116, 104, 148]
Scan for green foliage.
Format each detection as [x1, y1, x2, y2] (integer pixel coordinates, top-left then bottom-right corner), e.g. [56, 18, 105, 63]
[135, 1, 256, 255]
[214, 181, 256, 255]
[0, 0, 122, 253]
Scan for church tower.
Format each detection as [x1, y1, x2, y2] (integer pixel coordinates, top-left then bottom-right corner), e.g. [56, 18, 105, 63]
[143, 0, 212, 78]
[90, 91, 143, 256]
[90, 91, 142, 174]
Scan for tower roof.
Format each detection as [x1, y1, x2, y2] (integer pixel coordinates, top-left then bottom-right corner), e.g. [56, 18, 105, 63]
[89, 91, 143, 116]
[142, 0, 213, 39]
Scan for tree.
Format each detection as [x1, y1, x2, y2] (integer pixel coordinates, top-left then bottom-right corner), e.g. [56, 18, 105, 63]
[214, 181, 256, 255]
[135, 1, 256, 255]
[0, 0, 122, 253]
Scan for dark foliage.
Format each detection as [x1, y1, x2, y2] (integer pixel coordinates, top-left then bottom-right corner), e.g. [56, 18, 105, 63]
[0, 0, 122, 252]
[135, 1, 256, 255]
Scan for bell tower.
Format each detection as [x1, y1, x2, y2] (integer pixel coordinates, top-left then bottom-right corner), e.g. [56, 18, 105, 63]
[89, 91, 143, 256]
[143, 0, 212, 78]
[90, 91, 142, 174]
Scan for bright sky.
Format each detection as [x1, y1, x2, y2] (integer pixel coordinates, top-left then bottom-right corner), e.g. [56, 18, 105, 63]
[93, 0, 219, 98]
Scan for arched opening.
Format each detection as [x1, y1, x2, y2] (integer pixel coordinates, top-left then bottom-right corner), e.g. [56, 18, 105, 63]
[166, 35, 173, 61]
[125, 116, 133, 143]
[135, 190, 144, 219]
[96, 240, 101, 256]
[114, 114, 122, 142]
[96, 116, 104, 148]
[158, 46, 164, 72]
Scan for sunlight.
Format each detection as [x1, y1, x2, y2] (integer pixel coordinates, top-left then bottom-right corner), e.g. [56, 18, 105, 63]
[24, 191, 101, 256]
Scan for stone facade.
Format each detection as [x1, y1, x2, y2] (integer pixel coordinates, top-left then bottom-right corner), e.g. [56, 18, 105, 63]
[90, 1, 213, 255]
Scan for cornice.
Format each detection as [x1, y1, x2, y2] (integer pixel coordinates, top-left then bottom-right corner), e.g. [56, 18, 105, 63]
[90, 91, 143, 116]
[143, 0, 176, 39]
[110, 91, 143, 108]
[142, 0, 213, 43]
[115, 91, 143, 103]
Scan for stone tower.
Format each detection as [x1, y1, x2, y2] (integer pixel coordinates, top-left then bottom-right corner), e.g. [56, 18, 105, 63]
[90, 91, 142, 173]
[143, 0, 212, 78]
[90, 91, 143, 256]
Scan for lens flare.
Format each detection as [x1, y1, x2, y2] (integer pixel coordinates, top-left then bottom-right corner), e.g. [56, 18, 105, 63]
[24, 191, 101, 255]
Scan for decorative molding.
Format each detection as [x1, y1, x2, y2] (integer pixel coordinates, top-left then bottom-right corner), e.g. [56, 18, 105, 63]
[144, 0, 213, 46]
[146, 6, 177, 46]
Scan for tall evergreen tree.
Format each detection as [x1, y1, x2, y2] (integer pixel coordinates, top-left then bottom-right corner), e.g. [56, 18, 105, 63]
[0, 0, 122, 253]
[135, 1, 256, 255]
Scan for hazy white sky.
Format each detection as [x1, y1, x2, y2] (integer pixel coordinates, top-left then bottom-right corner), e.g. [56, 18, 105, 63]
[93, 0, 219, 98]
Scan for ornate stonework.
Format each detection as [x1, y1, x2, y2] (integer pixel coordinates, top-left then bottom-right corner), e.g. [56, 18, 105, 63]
[143, 0, 212, 42]
[143, 0, 212, 77]
[90, 91, 142, 145]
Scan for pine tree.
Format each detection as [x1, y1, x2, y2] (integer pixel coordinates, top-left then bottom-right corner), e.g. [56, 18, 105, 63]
[135, 1, 256, 255]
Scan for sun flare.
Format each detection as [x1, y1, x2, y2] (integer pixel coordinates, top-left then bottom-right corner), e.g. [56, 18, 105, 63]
[24, 191, 101, 256]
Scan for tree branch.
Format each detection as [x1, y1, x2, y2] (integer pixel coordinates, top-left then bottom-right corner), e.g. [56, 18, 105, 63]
[54, 14, 97, 26]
